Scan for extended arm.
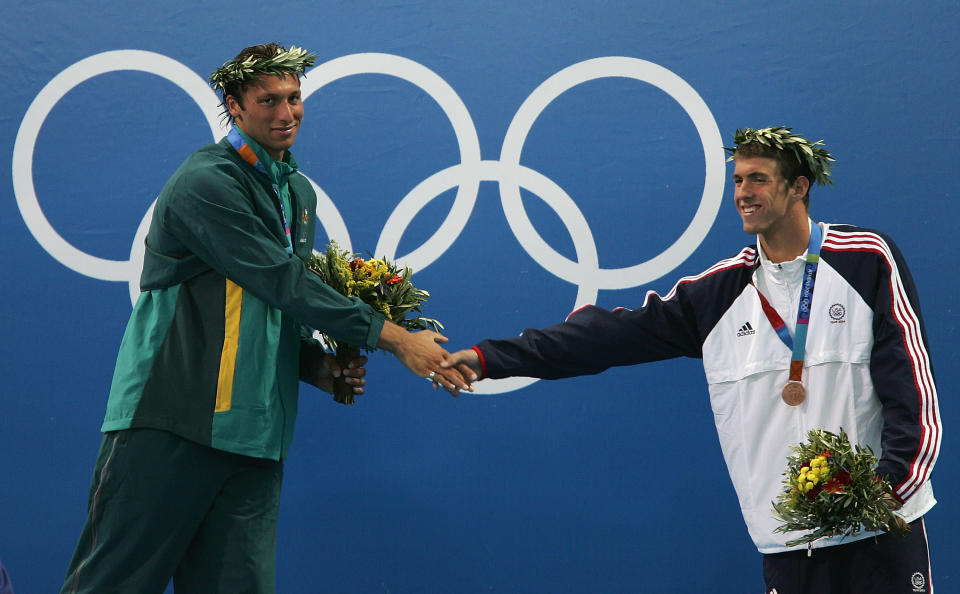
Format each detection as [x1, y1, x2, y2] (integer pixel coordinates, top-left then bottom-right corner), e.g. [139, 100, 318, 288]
[152, 161, 469, 390]
[447, 288, 705, 382]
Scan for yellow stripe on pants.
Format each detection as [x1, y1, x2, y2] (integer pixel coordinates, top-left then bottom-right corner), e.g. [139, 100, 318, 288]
[215, 279, 243, 412]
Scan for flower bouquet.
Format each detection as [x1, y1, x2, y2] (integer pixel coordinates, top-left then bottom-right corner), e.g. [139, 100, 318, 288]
[772, 428, 910, 548]
[305, 241, 443, 405]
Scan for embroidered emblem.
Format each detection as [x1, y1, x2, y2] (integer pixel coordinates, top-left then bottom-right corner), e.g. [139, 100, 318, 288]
[911, 571, 927, 592]
[829, 303, 846, 324]
[737, 322, 756, 337]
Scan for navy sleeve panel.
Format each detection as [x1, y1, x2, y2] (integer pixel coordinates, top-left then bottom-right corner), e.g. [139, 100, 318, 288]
[476, 303, 695, 381]
[477, 248, 756, 380]
[822, 225, 941, 502]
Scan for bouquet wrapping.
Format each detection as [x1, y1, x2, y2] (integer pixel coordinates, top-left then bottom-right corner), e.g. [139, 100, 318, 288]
[306, 241, 442, 404]
[772, 428, 910, 548]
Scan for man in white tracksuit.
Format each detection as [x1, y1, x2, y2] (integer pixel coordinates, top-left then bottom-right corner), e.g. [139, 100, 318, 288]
[445, 126, 941, 593]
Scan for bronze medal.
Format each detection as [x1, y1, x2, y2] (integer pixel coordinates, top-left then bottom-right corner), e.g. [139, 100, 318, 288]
[782, 381, 806, 406]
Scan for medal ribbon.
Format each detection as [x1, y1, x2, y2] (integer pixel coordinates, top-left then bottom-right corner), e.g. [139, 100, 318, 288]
[753, 222, 823, 384]
[227, 127, 294, 254]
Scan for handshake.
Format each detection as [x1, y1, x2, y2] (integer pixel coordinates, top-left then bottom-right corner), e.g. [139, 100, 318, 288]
[304, 321, 480, 399]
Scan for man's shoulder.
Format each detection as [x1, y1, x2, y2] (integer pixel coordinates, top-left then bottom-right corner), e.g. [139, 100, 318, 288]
[177, 139, 243, 175]
[163, 140, 250, 190]
[822, 222, 901, 254]
[152, 142, 258, 218]
[660, 245, 756, 301]
[695, 244, 758, 282]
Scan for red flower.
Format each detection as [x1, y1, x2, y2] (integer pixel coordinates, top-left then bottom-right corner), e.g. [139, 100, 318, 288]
[349, 258, 363, 271]
[822, 472, 851, 494]
[822, 480, 843, 494]
[805, 485, 824, 500]
[386, 274, 402, 285]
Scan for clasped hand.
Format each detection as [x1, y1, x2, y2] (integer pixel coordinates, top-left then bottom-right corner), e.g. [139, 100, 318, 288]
[310, 326, 483, 397]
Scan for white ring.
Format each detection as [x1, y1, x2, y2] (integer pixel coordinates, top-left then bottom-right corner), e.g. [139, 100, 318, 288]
[12, 50, 221, 282]
[299, 53, 482, 271]
[500, 56, 724, 290]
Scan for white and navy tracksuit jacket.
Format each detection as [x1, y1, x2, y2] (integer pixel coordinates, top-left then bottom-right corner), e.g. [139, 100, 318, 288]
[474, 221, 941, 554]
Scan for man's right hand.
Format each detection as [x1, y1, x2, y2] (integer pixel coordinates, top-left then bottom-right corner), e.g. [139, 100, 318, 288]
[377, 321, 473, 395]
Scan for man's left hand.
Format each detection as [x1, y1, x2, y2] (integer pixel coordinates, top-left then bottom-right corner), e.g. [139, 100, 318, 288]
[306, 353, 368, 395]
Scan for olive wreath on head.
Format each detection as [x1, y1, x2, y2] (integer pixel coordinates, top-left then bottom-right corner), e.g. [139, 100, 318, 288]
[209, 45, 317, 93]
[725, 126, 836, 186]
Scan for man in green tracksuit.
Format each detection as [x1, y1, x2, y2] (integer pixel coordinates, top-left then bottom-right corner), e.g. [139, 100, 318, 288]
[59, 43, 470, 594]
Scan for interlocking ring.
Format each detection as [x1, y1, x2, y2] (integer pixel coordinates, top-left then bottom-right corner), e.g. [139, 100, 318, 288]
[13, 51, 725, 393]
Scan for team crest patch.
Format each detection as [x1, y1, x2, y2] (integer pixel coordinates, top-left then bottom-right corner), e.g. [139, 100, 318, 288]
[911, 571, 927, 592]
[829, 303, 846, 324]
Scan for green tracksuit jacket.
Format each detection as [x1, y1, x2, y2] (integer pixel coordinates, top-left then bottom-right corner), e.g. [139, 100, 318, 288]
[101, 133, 385, 460]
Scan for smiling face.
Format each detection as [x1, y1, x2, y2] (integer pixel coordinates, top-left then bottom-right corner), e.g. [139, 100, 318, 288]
[732, 156, 809, 235]
[226, 74, 303, 161]
[732, 155, 812, 261]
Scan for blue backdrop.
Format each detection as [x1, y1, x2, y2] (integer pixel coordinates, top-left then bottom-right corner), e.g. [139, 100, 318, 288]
[2, 2, 958, 592]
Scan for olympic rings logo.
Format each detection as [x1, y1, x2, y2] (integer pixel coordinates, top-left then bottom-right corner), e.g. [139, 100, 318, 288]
[13, 50, 725, 393]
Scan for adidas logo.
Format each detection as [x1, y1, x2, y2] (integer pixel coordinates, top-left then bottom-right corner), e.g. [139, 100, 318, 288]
[737, 322, 756, 337]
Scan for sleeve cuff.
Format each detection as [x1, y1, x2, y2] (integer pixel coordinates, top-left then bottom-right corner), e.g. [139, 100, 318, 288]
[471, 345, 487, 379]
[363, 312, 387, 351]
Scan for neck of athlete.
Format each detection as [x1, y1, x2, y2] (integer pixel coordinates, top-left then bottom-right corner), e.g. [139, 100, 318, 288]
[759, 209, 811, 264]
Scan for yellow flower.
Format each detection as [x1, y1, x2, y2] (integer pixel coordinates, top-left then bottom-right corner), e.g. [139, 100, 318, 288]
[367, 259, 389, 277]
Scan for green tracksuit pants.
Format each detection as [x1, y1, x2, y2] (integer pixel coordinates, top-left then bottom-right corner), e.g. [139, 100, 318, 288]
[60, 428, 283, 594]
